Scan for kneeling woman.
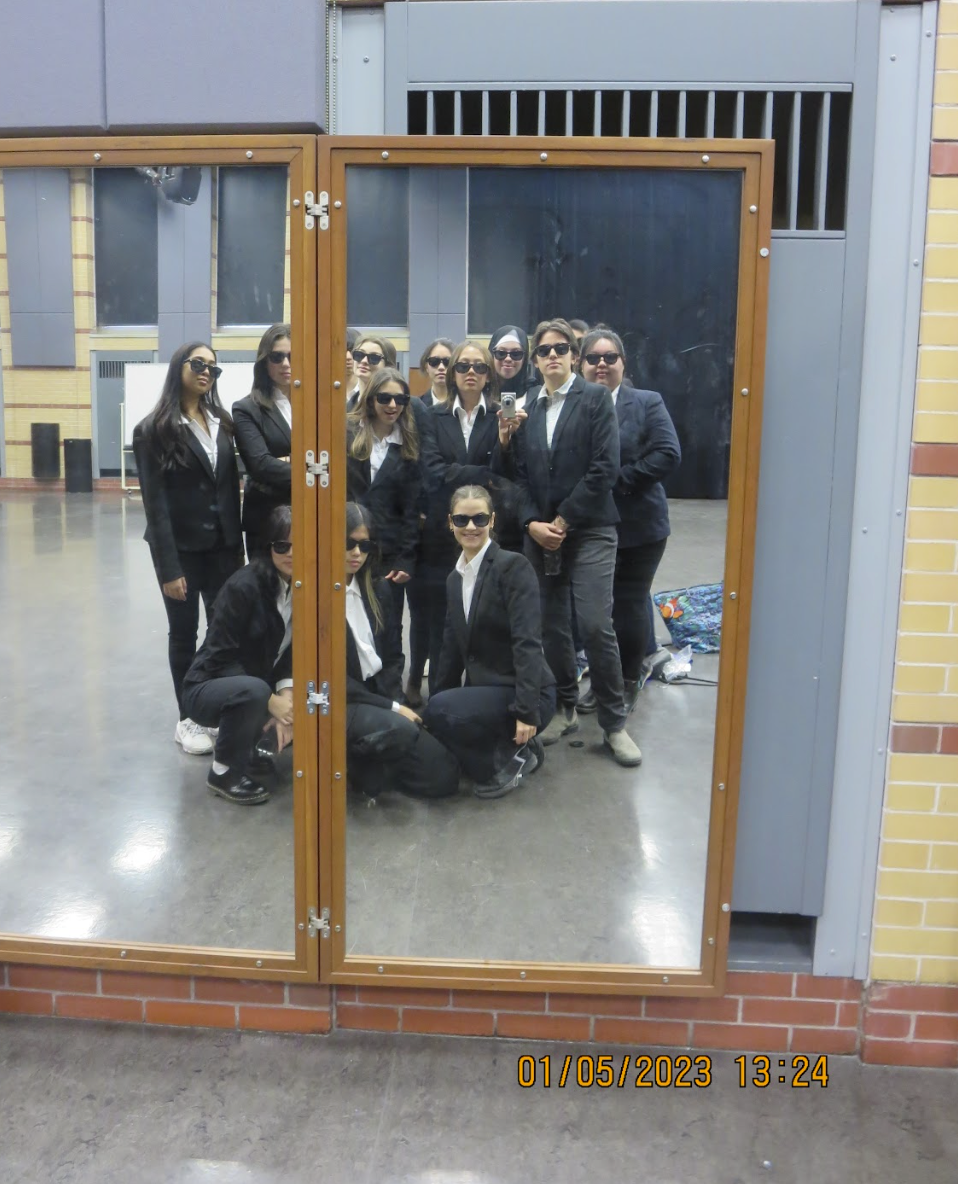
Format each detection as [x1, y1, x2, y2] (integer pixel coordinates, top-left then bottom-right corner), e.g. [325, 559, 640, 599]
[423, 486, 556, 798]
[345, 503, 459, 800]
[180, 505, 296, 806]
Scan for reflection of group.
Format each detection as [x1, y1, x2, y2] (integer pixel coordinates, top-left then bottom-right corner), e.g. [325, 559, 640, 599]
[132, 312, 681, 806]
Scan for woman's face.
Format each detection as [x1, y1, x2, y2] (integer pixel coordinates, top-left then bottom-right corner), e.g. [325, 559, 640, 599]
[453, 345, 488, 400]
[181, 346, 217, 400]
[450, 496, 494, 552]
[424, 344, 452, 391]
[492, 340, 524, 382]
[534, 331, 575, 386]
[353, 339, 387, 386]
[580, 337, 625, 391]
[266, 336, 292, 391]
[369, 379, 407, 430]
[271, 536, 293, 581]
[346, 523, 371, 578]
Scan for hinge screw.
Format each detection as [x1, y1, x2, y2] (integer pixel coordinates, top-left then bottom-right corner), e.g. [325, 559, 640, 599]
[294, 580, 302, 588]
[256, 960, 262, 967]
[334, 381, 342, 389]
[381, 151, 389, 160]
[94, 152, 102, 161]
[520, 971, 527, 979]
[378, 965, 384, 973]
[717, 782, 725, 792]
[293, 199, 301, 207]
[749, 204, 757, 213]
[722, 903, 730, 912]
[760, 247, 770, 258]
[729, 591, 737, 600]
[702, 154, 710, 163]
[120, 949, 127, 957]
[540, 152, 548, 161]
[335, 924, 342, 932]
[334, 583, 342, 591]
[334, 200, 342, 209]
[298, 922, 305, 930]
[246, 150, 254, 159]
[294, 379, 301, 388]
[708, 937, 715, 946]
[335, 772, 342, 780]
[296, 770, 303, 778]
[740, 388, 749, 396]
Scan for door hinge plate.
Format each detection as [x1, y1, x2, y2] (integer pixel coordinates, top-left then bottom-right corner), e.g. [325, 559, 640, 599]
[304, 190, 329, 230]
[306, 449, 329, 488]
[307, 680, 330, 715]
[308, 906, 330, 938]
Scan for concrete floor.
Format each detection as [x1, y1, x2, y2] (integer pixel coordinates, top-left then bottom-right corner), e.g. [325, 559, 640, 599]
[346, 501, 727, 967]
[1, 1018, 956, 1184]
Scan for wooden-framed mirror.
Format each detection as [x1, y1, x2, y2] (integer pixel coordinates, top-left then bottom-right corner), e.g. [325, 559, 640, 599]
[316, 137, 772, 994]
[0, 135, 319, 980]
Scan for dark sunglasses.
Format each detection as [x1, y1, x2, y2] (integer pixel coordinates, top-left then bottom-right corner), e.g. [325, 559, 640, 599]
[451, 512, 492, 528]
[346, 536, 373, 554]
[453, 360, 490, 375]
[352, 349, 385, 365]
[534, 342, 572, 358]
[493, 348, 525, 362]
[186, 357, 223, 378]
[425, 355, 450, 368]
[267, 350, 292, 364]
[584, 352, 621, 366]
[373, 393, 410, 407]
[271, 540, 292, 554]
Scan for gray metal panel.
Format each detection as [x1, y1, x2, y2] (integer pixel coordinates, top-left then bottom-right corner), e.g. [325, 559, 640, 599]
[732, 239, 845, 912]
[91, 350, 153, 475]
[339, 7, 386, 135]
[156, 169, 212, 362]
[384, 2, 409, 133]
[408, 168, 467, 360]
[104, 0, 325, 131]
[0, 0, 105, 133]
[404, 1, 859, 87]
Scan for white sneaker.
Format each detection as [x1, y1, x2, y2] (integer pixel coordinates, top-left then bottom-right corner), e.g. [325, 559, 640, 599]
[175, 718, 214, 755]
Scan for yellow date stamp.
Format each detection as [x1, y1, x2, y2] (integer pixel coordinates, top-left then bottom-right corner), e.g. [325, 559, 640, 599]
[517, 1053, 714, 1089]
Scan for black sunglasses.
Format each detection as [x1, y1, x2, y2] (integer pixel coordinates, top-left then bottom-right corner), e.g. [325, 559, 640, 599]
[186, 357, 223, 378]
[451, 512, 492, 528]
[346, 536, 373, 554]
[352, 349, 385, 366]
[534, 342, 572, 358]
[271, 539, 292, 554]
[584, 352, 621, 366]
[453, 360, 490, 375]
[374, 393, 410, 407]
[493, 348, 525, 362]
[267, 350, 292, 364]
[425, 355, 450, 368]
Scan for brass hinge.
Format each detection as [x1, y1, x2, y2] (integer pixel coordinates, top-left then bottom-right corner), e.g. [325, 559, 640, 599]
[304, 190, 329, 230]
[306, 449, 329, 488]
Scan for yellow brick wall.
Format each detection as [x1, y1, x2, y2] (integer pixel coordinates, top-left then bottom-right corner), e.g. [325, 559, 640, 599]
[872, 3, 958, 985]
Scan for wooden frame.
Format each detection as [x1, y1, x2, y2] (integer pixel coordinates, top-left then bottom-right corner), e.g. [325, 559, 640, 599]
[317, 135, 773, 995]
[0, 135, 319, 981]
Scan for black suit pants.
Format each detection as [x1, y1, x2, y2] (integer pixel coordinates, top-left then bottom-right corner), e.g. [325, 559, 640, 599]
[613, 538, 668, 681]
[181, 675, 272, 773]
[346, 703, 459, 798]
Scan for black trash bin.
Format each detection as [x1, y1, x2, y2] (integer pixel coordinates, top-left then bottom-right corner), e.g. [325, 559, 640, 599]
[64, 438, 94, 493]
[31, 423, 60, 481]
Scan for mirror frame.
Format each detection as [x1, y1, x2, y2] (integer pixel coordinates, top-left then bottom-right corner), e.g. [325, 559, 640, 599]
[317, 136, 773, 996]
[0, 134, 319, 981]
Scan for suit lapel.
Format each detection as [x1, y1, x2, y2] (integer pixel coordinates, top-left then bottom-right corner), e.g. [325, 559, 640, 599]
[465, 543, 497, 637]
[264, 401, 292, 449]
[547, 376, 583, 454]
[183, 423, 215, 480]
[466, 408, 496, 462]
[438, 410, 467, 463]
[371, 442, 400, 487]
[448, 570, 468, 645]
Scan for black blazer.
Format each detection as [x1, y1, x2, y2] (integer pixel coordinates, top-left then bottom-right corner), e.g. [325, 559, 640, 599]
[614, 385, 681, 548]
[500, 375, 620, 530]
[346, 428, 422, 575]
[232, 394, 292, 540]
[345, 577, 404, 710]
[182, 562, 292, 691]
[435, 542, 555, 726]
[132, 418, 243, 584]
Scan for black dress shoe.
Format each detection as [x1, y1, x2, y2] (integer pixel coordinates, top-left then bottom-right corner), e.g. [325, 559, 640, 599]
[207, 768, 270, 805]
[248, 746, 276, 775]
[473, 751, 527, 799]
[521, 736, 545, 776]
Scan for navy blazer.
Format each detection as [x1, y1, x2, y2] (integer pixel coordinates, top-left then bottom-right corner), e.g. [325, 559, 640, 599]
[435, 542, 555, 727]
[613, 385, 681, 548]
[345, 428, 422, 575]
[501, 375, 620, 530]
[232, 395, 292, 540]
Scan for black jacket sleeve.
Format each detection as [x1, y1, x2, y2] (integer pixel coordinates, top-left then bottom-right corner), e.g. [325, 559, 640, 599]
[233, 402, 292, 493]
[617, 392, 681, 493]
[434, 593, 465, 692]
[395, 460, 422, 575]
[556, 392, 620, 527]
[132, 424, 182, 585]
[501, 556, 546, 726]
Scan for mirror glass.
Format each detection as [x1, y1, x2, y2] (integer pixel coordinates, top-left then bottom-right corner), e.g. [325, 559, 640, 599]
[341, 162, 740, 967]
[0, 162, 298, 951]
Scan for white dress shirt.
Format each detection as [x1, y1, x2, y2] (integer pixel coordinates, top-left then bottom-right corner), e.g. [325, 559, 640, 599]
[345, 580, 402, 712]
[275, 581, 294, 692]
[452, 394, 487, 449]
[537, 374, 576, 448]
[369, 425, 402, 482]
[456, 538, 493, 621]
[181, 411, 220, 471]
[273, 389, 292, 428]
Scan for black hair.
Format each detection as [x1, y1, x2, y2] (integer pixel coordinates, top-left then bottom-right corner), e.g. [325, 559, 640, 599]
[250, 324, 292, 410]
[138, 341, 233, 469]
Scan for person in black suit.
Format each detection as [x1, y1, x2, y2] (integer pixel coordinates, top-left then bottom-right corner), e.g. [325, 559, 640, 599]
[417, 337, 454, 408]
[346, 367, 422, 662]
[423, 486, 556, 798]
[132, 341, 244, 757]
[418, 340, 505, 687]
[345, 332, 396, 410]
[344, 502, 459, 800]
[494, 317, 642, 768]
[578, 327, 681, 714]
[180, 504, 295, 805]
[233, 323, 293, 561]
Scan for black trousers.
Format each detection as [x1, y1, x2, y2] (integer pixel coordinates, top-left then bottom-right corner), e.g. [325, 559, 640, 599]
[158, 546, 244, 718]
[423, 684, 556, 783]
[346, 702, 459, 798]
[405, 569, 432, 686]
[613, 538, 668, 681]
[181, 674, 272, 773]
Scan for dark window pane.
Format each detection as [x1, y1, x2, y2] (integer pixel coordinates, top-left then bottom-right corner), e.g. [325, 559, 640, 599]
[94, 169, 158, 326]
[468, 167, 742, 498]
[216, 167, 287, 326]
[346, 167, 409, 327]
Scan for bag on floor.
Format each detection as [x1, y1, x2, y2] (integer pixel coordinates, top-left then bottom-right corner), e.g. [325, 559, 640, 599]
[653, 582, 723, 653]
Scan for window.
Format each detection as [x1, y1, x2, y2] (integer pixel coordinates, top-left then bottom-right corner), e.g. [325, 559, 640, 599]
[94, 169, 158, 327]
[345, 167, 409, 327]
[216, 167, 287, 326]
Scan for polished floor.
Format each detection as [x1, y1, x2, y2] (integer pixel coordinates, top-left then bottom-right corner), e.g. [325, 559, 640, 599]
[347, 500, 726, 966]
[1, 1018, 956, 1184]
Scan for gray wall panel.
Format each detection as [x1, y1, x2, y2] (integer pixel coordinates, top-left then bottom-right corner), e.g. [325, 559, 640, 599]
[408, 168, 467, 358]
[405, 1, 859, 87]
[104, 0, 325, 130]
[157, 170, 212, 362]
[384, 3, 409, 134]
[0, 1, 105, 133]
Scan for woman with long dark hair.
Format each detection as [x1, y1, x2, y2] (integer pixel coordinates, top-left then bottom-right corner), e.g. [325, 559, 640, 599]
[417, 337, 455, 407]
[344, 502, 458, 800]
[233, 323, 293, 560]
[180, 504, 295, 806]
[132, 341, 244, 756]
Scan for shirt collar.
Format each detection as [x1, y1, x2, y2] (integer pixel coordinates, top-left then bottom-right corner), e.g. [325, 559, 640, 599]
[455, 537, 493, 575]
[181, 409, 219, 426]
[537, 374, 576, 401]
[453, 393, 487, 419]
[609, 384, 621, 404]
[374, 425, 402, 447]
[345, 578, 362, 598]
